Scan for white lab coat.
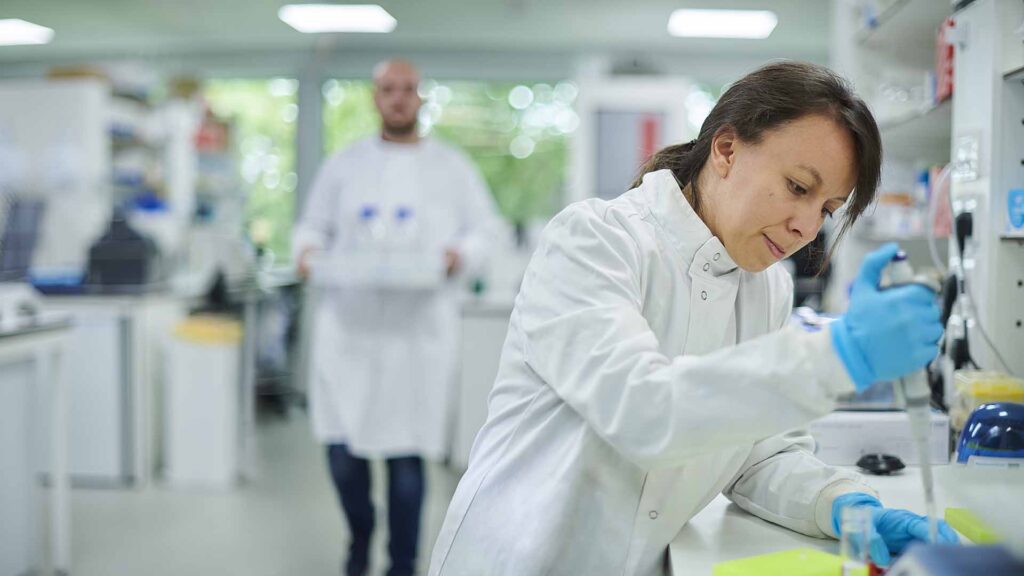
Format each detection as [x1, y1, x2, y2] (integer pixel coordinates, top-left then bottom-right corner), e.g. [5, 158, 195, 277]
[293, 136, 501, 459]
[429, 170, 877, 576]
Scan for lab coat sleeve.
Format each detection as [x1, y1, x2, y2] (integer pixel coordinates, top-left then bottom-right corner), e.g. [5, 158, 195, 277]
[722, 271, 878, 539]
[450, 150, 504, 277]
[291, 154, 341, 261]
[722, 433, 879, 538]
[518, 203, 857, 471]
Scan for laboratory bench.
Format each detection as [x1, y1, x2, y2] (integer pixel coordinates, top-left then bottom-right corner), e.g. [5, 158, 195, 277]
[38, 270, 300, 487]
[38, 289, 194, 487]
[668, 466, 967, 575]
[0, 315, 72, 576]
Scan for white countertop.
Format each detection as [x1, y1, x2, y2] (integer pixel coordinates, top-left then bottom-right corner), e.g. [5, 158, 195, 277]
[0, 312, 72, 340]
[668, 466, 960, 576]
[40, 289, 196, 306]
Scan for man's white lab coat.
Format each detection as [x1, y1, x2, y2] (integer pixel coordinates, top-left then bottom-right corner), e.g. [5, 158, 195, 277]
[293, 136, 501, 459]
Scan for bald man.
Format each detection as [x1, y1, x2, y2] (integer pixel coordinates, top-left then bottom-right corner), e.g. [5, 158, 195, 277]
[371, 59, 420, 142]
[293, 60, 502, 576]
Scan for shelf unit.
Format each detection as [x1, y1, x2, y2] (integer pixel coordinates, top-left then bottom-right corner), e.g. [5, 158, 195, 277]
[844, 0, 954, 163]
[827, 0, 955, 311]
[877, 99, 952, 164]
[857, 0, 954, 65]
[0, 78, 111, 271]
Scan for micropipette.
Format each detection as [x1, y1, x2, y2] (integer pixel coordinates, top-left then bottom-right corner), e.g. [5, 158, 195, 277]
[886, 250, 940, 544]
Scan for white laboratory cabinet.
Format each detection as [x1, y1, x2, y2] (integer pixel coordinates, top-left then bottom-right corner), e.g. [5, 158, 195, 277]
[38, 293, 187, 486]
[451, 298, 513, 469]
[1, 319, 72, 576]
[1, 354, 37, 576]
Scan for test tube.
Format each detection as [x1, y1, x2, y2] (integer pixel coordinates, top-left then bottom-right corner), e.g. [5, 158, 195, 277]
[840, 506, 872, 576]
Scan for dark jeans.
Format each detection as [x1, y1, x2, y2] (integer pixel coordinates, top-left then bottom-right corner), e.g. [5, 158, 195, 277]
[327, 444, 424, 576]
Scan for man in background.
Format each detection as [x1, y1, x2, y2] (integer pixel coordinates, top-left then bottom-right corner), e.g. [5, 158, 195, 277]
[293, 59, 502, 576]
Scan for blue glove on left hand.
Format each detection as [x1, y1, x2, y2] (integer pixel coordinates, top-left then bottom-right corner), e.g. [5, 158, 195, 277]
[831, 492, 960, 566]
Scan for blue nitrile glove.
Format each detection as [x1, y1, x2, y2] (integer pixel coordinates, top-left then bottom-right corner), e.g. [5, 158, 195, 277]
[830, 243, 943, 391]
[831, 492, 960, 566]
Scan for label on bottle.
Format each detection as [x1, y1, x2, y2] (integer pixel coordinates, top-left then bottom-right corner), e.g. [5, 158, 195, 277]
[1009, 188, 1024, 231]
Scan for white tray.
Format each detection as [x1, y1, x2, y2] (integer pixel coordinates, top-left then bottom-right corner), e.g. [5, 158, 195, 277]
[309, 251, 446, 290]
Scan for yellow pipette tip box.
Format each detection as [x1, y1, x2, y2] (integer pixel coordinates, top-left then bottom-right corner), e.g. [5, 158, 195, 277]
[945, 508, 1001, 544]
[712, 548, 859, 576]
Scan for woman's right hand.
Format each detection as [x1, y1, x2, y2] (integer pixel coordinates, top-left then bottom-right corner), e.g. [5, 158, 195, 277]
[829, 243, 943, 392]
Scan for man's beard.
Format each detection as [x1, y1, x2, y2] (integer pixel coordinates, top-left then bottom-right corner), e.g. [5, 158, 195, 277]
[383, 118, 417, 136]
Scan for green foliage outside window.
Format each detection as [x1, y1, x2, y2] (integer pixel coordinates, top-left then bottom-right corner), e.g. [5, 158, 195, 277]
[323, 79, 576, 224]
[203, 78, 298, 261]
[321, 80, 378, 154]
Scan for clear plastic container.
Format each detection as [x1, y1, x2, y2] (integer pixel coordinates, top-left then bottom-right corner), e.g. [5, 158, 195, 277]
[840, 506, 872, 576]
[951, 370, 1024, 432]
[391, 205, 419, 249]
[311, 203, 444, 290]
[355, 204, 386, 246]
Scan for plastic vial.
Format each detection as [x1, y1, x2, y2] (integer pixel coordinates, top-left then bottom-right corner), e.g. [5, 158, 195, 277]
[392, 205, 418, 248]
[840, 506, 872, 576]
[356, 204, 386, 246]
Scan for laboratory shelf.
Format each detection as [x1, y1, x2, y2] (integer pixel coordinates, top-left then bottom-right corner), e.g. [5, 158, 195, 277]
[878, 100, 952, 163]
[859, 232, 941, 243]
[856, 0, 952, 65]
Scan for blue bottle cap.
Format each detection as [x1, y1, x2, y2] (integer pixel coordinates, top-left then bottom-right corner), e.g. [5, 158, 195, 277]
[359, 205, 378, 220]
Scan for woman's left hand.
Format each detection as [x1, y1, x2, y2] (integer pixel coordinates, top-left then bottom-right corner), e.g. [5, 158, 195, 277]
[832, 492, 960, 566]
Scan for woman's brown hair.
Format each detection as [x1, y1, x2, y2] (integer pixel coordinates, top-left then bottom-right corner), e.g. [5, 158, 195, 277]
[632, 60, 882, 269]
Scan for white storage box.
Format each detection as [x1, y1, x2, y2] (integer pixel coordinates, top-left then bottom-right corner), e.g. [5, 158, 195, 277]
[310, 251, 446, 290]
[164, 315, 242, 489]
[808, 410, 950, 466]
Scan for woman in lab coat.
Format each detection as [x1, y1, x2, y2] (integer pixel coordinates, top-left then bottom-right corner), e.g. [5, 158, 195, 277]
[429, 61, 956, 576]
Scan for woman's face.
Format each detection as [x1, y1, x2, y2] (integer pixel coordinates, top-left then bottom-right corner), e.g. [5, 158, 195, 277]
[701, 114, 857, 273]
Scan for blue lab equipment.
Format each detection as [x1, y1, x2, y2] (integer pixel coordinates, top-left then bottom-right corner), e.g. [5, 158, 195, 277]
[956, 402, 1024, 464]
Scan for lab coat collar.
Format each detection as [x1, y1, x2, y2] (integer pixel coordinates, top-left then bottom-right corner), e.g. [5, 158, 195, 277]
[639, 169, 739, 279]
[376, 135, 428, 152]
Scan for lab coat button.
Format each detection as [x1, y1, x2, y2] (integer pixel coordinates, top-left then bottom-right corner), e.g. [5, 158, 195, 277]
[713, 252, 721, 261]
[702, 262, 710, 272]
[700, 290, 708, 301]
[649, 511, 658, 519]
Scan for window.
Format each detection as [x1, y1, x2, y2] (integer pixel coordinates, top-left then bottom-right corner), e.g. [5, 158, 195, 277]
[685, 83, 719, 135]
[203, 78, 298, 261]
[322, 79, 577, 224]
